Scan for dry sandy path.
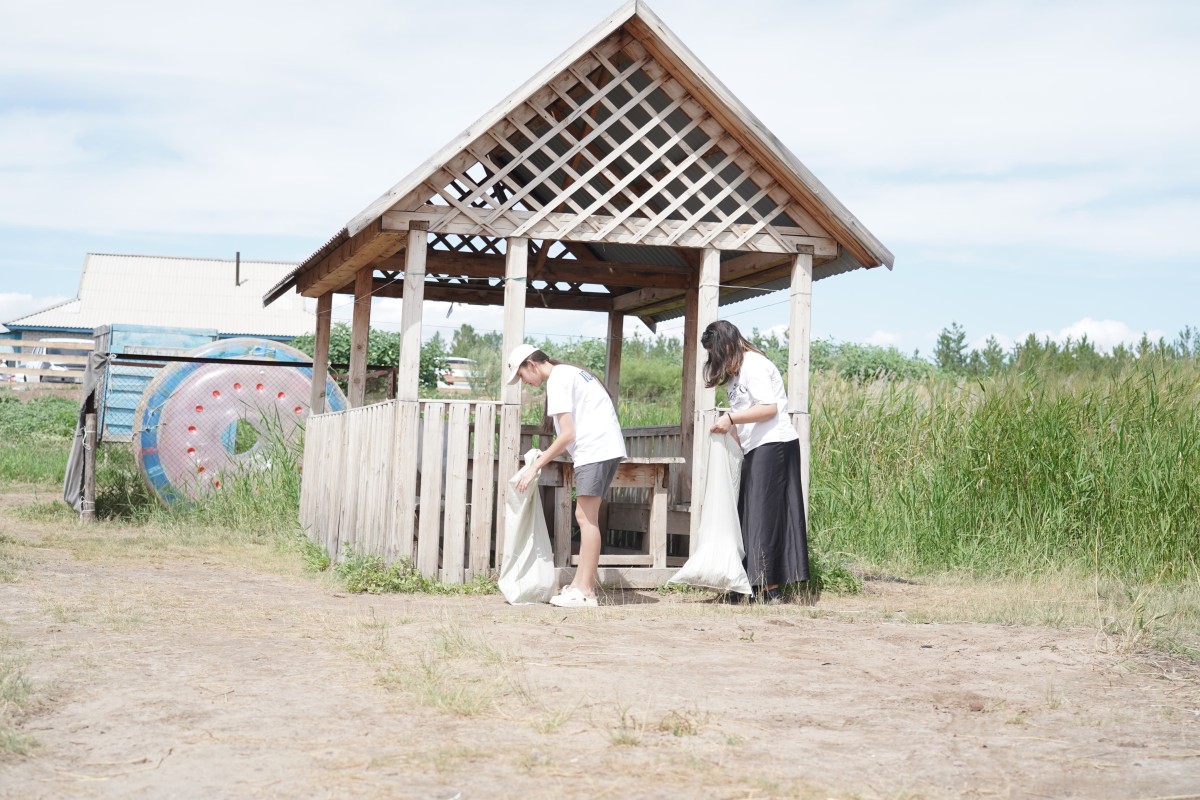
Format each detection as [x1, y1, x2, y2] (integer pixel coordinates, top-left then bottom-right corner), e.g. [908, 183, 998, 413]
[1, 519, 1198, 799]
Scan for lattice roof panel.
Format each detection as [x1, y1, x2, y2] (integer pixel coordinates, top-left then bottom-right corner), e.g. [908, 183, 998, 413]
[379, 31, 825, 255]
[265, 0, 893, 309]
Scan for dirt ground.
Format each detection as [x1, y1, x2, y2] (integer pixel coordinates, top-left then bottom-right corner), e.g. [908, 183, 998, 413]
[1, 500, 1198, 799]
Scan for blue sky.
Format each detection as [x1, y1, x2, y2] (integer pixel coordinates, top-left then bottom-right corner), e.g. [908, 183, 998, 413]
[1, 0, 1196, 356]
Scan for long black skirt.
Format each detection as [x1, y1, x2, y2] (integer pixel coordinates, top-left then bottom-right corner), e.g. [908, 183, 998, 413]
[738, 439, 809, 586]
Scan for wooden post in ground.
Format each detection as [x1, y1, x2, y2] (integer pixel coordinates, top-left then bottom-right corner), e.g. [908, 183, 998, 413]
[348, 267, 373, 407]
[679, 265, 698, 506]
[687, 248, 720, 548]
[309, 292, 332, 414]
[497, 237, 529, 561]
[389, 223, 428, 563]
[787, 249, 814, 522]
[604, 310, 623, 402]
[82, 412, 96, 523]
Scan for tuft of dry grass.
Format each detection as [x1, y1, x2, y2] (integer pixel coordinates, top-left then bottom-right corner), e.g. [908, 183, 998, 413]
[0, 636, 37, 755]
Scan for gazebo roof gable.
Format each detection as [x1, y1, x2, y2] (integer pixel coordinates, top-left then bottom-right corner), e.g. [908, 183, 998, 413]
[266, 1, 892, 309]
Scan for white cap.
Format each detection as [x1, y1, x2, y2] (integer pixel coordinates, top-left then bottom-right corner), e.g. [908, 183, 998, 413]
[505, 343, 538, 385]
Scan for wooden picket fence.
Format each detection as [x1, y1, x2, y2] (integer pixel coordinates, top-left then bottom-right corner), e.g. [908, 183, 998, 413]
[300, 400, 688, 582]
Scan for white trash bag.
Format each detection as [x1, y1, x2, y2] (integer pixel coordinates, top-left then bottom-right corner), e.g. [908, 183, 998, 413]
[668, 432, 752, 595]
[498, 448, 556, 605]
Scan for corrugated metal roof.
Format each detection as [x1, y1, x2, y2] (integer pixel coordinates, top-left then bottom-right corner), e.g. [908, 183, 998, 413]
[7, 254, 314, 338]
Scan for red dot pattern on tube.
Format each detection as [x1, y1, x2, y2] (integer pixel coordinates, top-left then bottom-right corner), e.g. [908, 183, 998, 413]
[133, 340, 345, 506]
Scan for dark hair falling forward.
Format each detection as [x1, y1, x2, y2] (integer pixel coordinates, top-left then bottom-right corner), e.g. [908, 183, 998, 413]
[701, 320, 764, 388]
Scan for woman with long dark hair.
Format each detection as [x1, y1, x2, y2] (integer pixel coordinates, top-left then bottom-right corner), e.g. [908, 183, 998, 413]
[506, 343, 626, 607]
[702, 320, 809, 603]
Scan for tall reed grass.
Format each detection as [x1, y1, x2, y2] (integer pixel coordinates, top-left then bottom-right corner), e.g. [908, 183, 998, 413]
[811, 363, 1199, 583]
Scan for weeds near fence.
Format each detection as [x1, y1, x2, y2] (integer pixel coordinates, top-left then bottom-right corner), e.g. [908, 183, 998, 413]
[335, 552, 498, 595]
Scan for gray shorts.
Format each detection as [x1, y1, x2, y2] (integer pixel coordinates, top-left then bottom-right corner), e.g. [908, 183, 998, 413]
[574, 457, 623, 497]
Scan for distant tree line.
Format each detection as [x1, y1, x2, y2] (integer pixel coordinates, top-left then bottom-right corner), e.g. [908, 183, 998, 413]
[931, 322, 1200, 378]
[293, 320, 1199, 399]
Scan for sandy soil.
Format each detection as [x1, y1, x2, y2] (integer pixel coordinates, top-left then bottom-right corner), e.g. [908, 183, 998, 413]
[1, 509, 1198, 799]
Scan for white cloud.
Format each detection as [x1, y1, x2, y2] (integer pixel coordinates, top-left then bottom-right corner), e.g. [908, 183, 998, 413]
[865, 330, 902, 348]
[0, 293, 70, 324]
[1024, 318, 1168, 353]
[2, 0, 1197, 351]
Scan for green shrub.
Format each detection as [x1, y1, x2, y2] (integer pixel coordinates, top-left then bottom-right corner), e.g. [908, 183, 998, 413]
[335, 552, 497, 595]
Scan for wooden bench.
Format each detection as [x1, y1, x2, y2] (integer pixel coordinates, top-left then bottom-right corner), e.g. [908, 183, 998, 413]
[537, 456, 686, 570]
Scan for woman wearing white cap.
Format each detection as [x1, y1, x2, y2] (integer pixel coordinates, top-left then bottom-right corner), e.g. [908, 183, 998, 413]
[506, 343, 626, 607]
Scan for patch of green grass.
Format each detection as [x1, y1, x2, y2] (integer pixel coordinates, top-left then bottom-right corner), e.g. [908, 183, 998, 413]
[0, 396, 75, 484]
[294, 534, 330, 572]
[334, 552, 497, 596]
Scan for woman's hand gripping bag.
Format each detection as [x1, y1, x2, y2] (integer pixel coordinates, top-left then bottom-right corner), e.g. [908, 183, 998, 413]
[498, 449, 556, 604]
[668, 432, 752, 595]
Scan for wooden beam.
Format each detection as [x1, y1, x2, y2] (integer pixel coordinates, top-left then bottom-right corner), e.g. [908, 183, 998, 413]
[396, 224, 427, 402]
[359, 277, 614, 312]
[604, 310, 623, 402]
[688, 248, 720, 545]
[382, 208, 820, 256]
[609, 251, 801, 317]
[297, 218, 407, 297]
[309, 292, 332, 414]
[348, 267, 373, 408]
[788, 251, 814, 523]
[679, 258, 699, 507]
[612, 285, 684, 313]
[497, 237, 529, 562]
[375, 249, 692, 287]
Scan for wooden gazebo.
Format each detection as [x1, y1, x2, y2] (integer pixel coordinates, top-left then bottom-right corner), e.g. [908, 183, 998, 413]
[264, 0, 893, 588]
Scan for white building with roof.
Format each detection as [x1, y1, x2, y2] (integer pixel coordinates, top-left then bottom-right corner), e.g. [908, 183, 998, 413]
[3, 253, 314, 343]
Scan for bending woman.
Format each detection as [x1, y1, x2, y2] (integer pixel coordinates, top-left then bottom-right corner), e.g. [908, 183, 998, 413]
[702, 320, 809, 602]
[507, 343, 626, 608]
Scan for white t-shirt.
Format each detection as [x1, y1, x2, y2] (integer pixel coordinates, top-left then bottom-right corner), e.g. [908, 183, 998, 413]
[725, 351, 798, 454]
[545, 364, 627, 466]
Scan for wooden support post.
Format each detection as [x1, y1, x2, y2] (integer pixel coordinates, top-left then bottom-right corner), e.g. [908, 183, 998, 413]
[349, 267, 373, 407]
[388, 224, 428, 563]
[82, 412, 96, 523]
[309, 292, 333, 414]
[397, 223, 428, 402]
[604, 310, 623, 403]
[688, 249, 720, 547]
[787, 250, 814, 521]
[497, 237, 529, 559]
[679, 269, 698, 504]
